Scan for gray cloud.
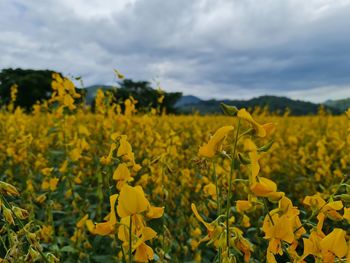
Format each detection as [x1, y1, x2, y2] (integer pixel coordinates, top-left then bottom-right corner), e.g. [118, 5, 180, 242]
[1, 0, 350, 102]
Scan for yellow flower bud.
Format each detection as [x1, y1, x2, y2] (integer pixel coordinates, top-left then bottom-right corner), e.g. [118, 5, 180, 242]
[12, 206, 29, 220]
[2, 205, 14, 225]
[0, 181, 19, 196]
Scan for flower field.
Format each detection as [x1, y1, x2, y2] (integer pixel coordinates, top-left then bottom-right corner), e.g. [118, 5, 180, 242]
[0, 75, 349, 262]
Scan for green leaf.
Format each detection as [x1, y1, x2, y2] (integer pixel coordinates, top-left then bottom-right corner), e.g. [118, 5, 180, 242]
[238, 152, 251, 165]
[60, 246, 78, 254]
[258, 140, 274, 152]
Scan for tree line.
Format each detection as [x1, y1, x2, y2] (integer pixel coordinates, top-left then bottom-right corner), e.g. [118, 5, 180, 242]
[0, 68, 182, 113]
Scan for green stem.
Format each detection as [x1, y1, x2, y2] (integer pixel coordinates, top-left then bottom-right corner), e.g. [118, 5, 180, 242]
[47, 193, 57, 244]
[225, 119, 241, 250]
[161, 162, 166, 260]
[213, 159, 220, 214]
[213, 159, 221, 262]
[96, 170, 103, 221]
[129, 216, 132, 263]
[262, 197, 274, 226]
[0, 235, 8, 251]
[329, 178, 345, 199]
[106, 165, 126, 263]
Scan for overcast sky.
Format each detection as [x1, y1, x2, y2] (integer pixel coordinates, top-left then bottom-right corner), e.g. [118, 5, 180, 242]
[1, 0, 350, 102]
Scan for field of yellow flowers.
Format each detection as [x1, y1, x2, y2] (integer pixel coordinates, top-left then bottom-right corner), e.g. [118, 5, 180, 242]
[0, 74, 349, 262]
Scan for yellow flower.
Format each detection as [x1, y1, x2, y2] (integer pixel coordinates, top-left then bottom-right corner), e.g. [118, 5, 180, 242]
[41, 167, 53, 176]
[199, 126, 234, 158]
[232, 227, 253, 262]
[12, 206, 29, 220]
[117, 136, 132, 157]
[146, 205, 164, 219]
[133, 227, 157, 262]
[117, 185, 150, 218]
[118, 215, 139, 242]
[78, 125, 90, 136]
[35, 194, 47, 204]
[321, 201, 343, 221]
[241, 214, 250, 228]
[69, 148, 81, 162]
[237, 108, 266, 137]
[262, 213, 294, 255]
[301, 230, 323, 260]
[86, 193, 118, 236]
[191, 203, 215, 238]
[63, 94, 75, 110]
[244, 139, 259, 182]
[37, 225, 54, 243]
[191, 227, 202, 238]
[95, 222, 115, 236]
[59, 160, 68, 173]
[0, 181, 19, 196]
[86, 220, 114, 236]
[113, 163, 132, 189]
[76, 214, 89, 228]
[250, 177, 284, 200]
[157, 95, 164, 104]
[343, 207, 350, 223]
[262, 123, 276, 137]
[2, 205, 14, 225]
[320, 228, 348, 258]
[109, 194, 118, 225]
[41, 178, 59, 191]
[50, 177, 59, 191]
[117, 214, 156, 261]
[113, 163, 130, 181]
[266, 250, 277, 263]
[303, 194, 326, 209]
[117, 135, 139, 166]
[86, 219, 96, 234]
[236, 200, 253, 213]
[203, 183, 217, 200]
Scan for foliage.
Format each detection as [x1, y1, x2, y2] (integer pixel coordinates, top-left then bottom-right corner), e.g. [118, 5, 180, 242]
[324, 98, 350, 112]
[0, 69, 182, 114]
[0, 68, 59, 110]
[90, 79, 182, 114]
[178, 95, 341, 115]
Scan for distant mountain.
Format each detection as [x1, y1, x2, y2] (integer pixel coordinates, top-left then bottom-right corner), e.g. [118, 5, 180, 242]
[176, 95, 340, 115]
[82, 85, 341, 115]
[175, 95, 202, 107]
[324, 98, 350, 112]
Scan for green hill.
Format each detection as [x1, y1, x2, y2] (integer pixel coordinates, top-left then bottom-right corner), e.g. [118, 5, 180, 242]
[324, 98, 350, 112]
[177, 95, 340, 115]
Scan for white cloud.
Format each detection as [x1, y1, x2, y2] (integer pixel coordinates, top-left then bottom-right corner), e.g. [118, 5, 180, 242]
[285, 85, 350, 103]
[1, 0, 350, 102]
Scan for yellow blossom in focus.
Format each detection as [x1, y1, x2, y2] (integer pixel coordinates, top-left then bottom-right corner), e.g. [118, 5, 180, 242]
[198, 126, 234, 158]
[117, 184, 150, 218]
[238, 108, 266, 137]
[320, 228, 348, 259]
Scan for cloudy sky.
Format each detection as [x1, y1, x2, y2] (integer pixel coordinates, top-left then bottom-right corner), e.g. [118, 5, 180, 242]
[1, 0, 350, 102]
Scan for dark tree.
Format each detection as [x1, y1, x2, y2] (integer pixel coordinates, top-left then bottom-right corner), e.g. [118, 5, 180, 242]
[0, 68, 59, 110]
[112, 79, 182, 113]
